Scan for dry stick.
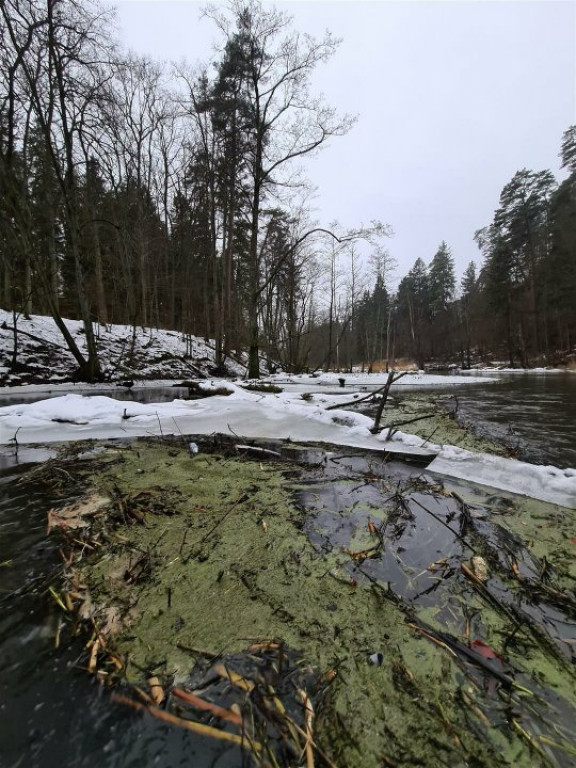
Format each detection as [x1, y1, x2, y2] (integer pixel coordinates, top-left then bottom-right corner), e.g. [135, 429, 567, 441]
[461, 563, 569, 666]
[112, 693, 261, 751]
[281, 712, 339, 768]
[409, 622, 518, 688]
[325, 387, 387, 412]
[511, 719, 553, 765]
[297, 689, 315, 768]
[408, 623, 458, 657]
[175, 642, 218, 659]
[213, 663, 255, 692]
[409, 496, 474, 551]
[172, 687, 243, 726]
[324, 370, 409, 414]
[371, 371, 410, 432]
[460, 563, 523, 625]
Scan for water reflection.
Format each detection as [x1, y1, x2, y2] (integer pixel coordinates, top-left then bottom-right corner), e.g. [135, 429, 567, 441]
[434, 372, 576, 468]
[0, 386, 191, 407]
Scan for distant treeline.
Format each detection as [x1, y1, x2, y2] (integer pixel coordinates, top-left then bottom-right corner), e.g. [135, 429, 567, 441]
[344, 136, 576, 371]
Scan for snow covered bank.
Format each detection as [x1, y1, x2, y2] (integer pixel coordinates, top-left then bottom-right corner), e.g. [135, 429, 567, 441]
[1, 382, 575, 509]
[0, 310, 245, 385]
[428, 447, 576, 510]
[267, 371, 495, 391]
[0, 385, 431, 457]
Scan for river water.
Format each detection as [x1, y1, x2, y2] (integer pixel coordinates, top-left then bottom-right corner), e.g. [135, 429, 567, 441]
[2, 439, 575, 768]
[0, 465, 242, 768]
[1, 371, 575, 766]
[430, 372, 576, 469]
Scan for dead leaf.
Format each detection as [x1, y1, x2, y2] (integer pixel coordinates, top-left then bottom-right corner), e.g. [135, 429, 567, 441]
[98, 606, 123, 637]
[470, 639, 505, 666]
[471, 556, 488, 582]
[47, 493, 110, 533]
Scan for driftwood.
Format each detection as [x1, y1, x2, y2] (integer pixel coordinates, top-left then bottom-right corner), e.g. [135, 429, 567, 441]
[325, 370, 409, 423]
[370, 371, 409, 433]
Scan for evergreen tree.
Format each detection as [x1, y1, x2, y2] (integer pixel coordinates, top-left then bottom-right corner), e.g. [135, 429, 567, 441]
[459, 260, 477, 367]
[429, 241, 455, 314]
[560, 125, 576, 174]
[397, 258, 429, 367]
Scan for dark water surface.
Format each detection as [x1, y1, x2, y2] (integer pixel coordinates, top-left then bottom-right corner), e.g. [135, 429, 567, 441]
[0, 385, 191, 408]
[431, 372, 576, 468]
[0, 467, 241, 768]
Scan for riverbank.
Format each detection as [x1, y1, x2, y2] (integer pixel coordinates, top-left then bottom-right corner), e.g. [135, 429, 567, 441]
[26, 434, 576, 767]
[0, 309, 245, 386]
[2, 378, 576, 509]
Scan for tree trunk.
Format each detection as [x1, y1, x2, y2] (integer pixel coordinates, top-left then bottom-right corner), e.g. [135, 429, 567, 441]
[248, 172, 262, 379]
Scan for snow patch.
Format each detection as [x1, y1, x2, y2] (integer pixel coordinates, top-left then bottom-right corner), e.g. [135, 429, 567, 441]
[1, 384, 576, 509]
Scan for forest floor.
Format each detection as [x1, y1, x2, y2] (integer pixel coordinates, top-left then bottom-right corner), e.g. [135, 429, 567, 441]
[27, 432, 576, 768]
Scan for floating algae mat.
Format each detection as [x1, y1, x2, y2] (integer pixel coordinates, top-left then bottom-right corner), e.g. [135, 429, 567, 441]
[39, 436, 576, 767]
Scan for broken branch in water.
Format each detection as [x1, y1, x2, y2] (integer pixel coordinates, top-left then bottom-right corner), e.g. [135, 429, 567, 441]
[296, 688, 315, 768]
[324, 370, 409, 418]
[213, 663, 255, 692]
[175, 642, 218, 659]
[235, 444, 282, 459]
[370, 371, 410, 433]
[172, 687, 243, 726]
[111, 693, 261, 751]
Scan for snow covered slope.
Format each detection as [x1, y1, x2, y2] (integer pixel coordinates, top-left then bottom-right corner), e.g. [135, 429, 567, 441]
[0, 310, 245, 385]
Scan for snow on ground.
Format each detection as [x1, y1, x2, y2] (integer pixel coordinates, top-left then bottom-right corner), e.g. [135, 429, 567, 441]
[0, 309, 245, 385]
[429, 447, 576, 510]
[456, 367, 570, 374]
[2, 310, 574, 508]
[266, 371, 495, 393]
[1, 381, 575, 509]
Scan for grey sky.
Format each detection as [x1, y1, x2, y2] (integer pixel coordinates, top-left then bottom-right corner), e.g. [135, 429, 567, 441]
[115, 0, 576, 286]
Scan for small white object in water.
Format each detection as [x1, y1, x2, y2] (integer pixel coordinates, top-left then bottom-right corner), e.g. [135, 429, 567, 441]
[188, 442, 199, 456]
[368, 652, 384, 666]
[471, 555, 488, 582]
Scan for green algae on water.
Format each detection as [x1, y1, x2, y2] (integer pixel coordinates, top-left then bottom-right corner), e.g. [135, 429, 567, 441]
[56, 437, 576, 768]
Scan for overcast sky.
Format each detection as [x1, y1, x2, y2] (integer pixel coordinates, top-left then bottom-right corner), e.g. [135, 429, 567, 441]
[115, 0, 575, 285]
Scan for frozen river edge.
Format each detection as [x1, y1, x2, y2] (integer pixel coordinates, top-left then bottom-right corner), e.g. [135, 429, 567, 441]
[1, 374, 576, 510]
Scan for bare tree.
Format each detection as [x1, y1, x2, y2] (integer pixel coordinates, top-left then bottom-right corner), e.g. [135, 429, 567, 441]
[1, 0, 118, 380]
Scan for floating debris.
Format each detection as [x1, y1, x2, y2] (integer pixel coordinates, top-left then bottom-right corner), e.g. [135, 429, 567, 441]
[47, 492, 110, 532]
[471, 555, 489, 582]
